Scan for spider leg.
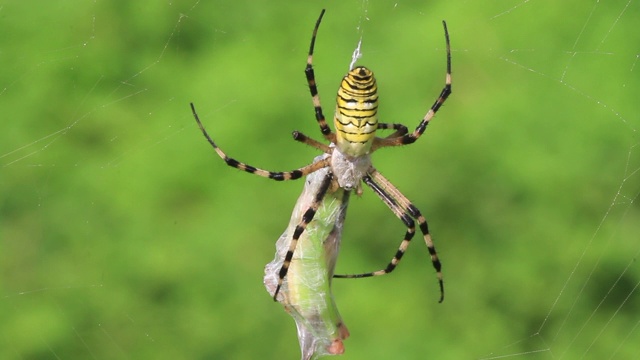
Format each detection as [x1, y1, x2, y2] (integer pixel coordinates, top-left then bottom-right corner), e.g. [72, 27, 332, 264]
[305, 9, 337, 144]
[378, 123, 409, 139]
[372, 20, 451, 151]
[292, 130, 332, 154]
[273, 171, 334, 300]
[191, 103, 330, 180]
[334, 168, 444, 303]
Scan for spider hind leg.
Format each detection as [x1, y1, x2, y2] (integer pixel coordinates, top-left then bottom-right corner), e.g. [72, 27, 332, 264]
[334, 169, 444, 303]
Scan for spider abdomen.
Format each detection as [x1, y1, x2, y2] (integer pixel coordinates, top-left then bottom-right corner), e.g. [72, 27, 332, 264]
[334, 66, 379, 157]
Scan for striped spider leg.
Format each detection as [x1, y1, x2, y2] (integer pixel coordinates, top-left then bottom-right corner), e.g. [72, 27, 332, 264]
[370, 20, 452, 151]
[338, 169, 445, 303]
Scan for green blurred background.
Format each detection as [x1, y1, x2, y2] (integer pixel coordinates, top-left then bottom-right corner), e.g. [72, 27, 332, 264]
[1, 1, 639, 359]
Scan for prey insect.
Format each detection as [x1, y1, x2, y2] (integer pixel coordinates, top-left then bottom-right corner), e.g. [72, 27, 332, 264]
[191, 9, 451, 303]
[264, 156, 350, 358]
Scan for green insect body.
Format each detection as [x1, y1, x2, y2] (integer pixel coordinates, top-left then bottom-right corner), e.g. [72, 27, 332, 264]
[265, 155, 350, 359]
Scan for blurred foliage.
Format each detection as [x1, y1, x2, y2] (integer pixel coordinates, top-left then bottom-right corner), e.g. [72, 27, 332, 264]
[1, 1, 639, 359]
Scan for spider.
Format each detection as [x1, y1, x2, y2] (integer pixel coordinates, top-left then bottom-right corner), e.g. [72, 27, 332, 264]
[191, 9, 451, 303]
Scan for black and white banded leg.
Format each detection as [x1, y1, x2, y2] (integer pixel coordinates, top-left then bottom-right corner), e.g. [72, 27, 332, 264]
[334, 168, 444, 303]
[372, 20, 452, 151]
[273, 172, 334, 300]
[191, 103, 330, 181]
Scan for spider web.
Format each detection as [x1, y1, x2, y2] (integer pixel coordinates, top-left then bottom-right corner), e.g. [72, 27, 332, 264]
[1, 1, 639, 359]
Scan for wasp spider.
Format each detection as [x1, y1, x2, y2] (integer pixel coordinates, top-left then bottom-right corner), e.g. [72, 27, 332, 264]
[191, 9, 451, 302]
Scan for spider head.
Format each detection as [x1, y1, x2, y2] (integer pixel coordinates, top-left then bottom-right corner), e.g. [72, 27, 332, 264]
[333, 66, 379, 157]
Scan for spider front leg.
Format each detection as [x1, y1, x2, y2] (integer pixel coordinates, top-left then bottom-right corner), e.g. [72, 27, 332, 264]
[305, 9, 337, 144]
[334, 168, 444, 303]
[191, 103, 330, 180]
[372, 20, 451, 151]
[273, 171, 334, 300]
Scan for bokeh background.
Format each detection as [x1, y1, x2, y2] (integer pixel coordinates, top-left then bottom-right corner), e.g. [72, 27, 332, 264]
[1, 1, 639, 359]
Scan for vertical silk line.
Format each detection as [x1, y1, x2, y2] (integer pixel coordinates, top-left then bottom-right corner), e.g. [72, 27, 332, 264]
[350, 38, 362, 70]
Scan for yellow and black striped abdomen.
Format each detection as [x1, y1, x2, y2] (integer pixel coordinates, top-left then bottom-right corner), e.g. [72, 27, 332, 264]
[334, 66, 378, 157]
